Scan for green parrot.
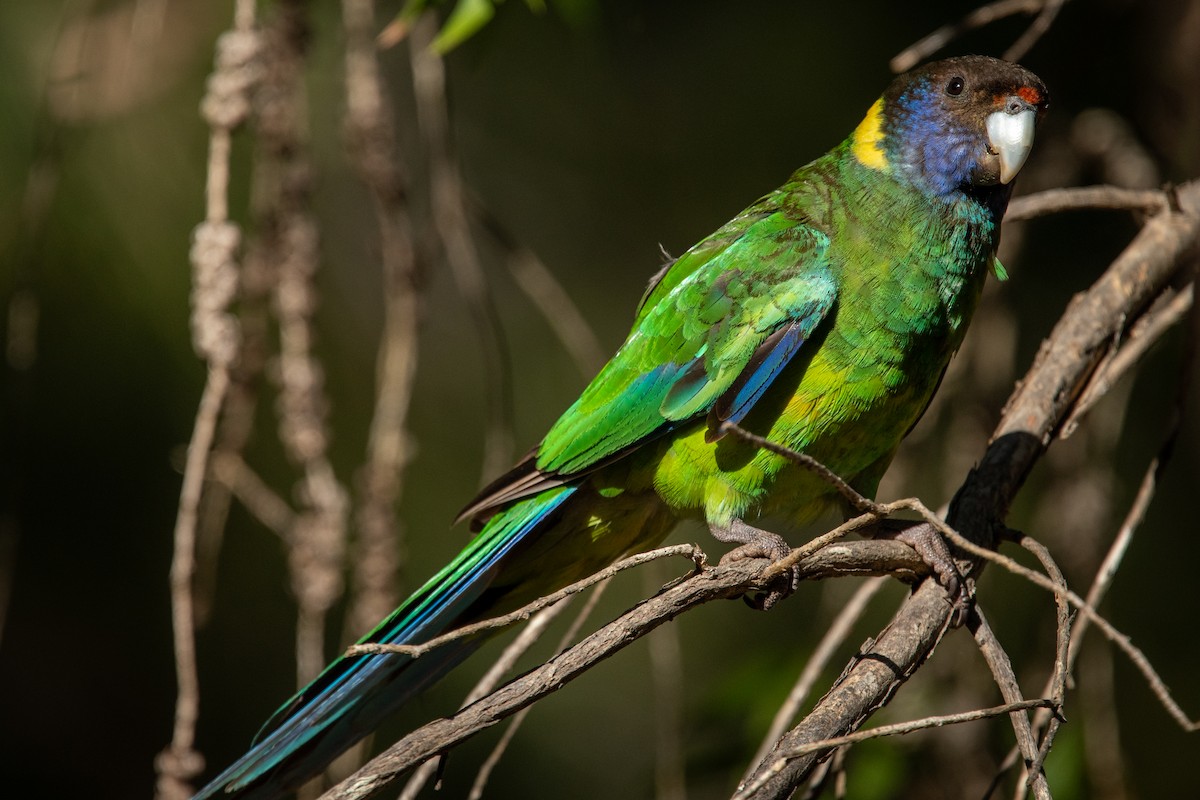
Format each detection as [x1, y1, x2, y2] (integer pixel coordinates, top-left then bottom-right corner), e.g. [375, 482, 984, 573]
[195, 54, 1048, 799]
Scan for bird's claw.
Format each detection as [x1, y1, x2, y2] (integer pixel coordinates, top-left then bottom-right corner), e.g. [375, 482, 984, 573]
[875, 520, 971, 626]
[711, 521, 798, 610]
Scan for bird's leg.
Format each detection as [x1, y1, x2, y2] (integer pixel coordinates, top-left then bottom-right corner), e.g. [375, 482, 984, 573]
[869, 518, 970, 625]
[709, 519, 799, 610]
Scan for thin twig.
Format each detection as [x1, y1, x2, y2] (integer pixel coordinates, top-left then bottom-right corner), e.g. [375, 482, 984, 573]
[467, 580, 614, 800]
[760, 516, 891, 580]
[159, 365, 231, 800]
[736, 700, 1057, 800]
[1021, 538, 1073, 699]
[992, 438, 1187, 796]
[1062, 285, 1192, 437]
[1016, 538, 1071, 792]
[1071, 484, 1149, 668]
[719, 422, 882, 515]
[410, 13, 515, 481]
[209, 452, 296, 537]
[1070, 260, 1197, 661]
[890, 0, 1066, 73]
[346, 544, 704, 658]
[507, 246, 608, 379]
[1006, 186, 1169, 222]
[1004, 0, 1068, 62]
[194, 372, 266, 625]
[399, 593, 581, 800]
[157, 5, 257, 796]
[470, 200, 607, 379]
[968, 607, 1052, 800]
[957, 523, 1198, 732]
[891, 0, 1045, 72]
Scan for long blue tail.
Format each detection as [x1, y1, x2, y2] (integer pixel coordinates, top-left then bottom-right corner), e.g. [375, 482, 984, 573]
[193, 486, 577, 799]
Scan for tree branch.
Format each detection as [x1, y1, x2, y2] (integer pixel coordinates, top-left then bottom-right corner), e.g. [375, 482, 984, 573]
[737, 699, 1058, 799]
[319, 537, 934, 800]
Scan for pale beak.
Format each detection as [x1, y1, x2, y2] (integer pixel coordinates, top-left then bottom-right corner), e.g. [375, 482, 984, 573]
[986, 102, 1037, 184]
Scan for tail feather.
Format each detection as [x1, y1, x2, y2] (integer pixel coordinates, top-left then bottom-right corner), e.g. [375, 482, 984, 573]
[193, 486, 577, 799]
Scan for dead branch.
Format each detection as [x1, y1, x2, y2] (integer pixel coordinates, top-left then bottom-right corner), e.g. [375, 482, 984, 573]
[737, 699, 1058, 799]
[318, 537, 935, 800]
[1003, 0, 1068, 63]
[156, 4, 258, 797]
[1006, 185, 1170, 221]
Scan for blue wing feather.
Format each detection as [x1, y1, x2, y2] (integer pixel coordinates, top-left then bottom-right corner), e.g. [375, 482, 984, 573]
[711, 320, 809, 433]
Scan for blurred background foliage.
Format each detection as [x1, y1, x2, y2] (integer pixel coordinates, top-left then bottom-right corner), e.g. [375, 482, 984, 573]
[1, 1, 1198, 799]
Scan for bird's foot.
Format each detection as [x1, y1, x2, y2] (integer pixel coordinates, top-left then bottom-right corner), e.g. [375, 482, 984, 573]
[871, 519, 971, 626]
[709, 519, 798, 610]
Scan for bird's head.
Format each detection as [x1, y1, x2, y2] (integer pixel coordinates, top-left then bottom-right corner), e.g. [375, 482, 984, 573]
[853, 55, 1049, 198]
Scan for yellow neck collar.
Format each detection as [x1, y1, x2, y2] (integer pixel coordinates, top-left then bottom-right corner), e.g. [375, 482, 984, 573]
[851, 99, 888, 171]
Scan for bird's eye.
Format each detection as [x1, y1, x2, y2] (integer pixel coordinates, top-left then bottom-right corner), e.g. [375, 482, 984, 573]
[946, 76, 965, 96]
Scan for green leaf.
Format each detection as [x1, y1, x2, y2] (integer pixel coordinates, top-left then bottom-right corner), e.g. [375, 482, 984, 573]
[992, 257, 1009, 281]
[432, 0, 496, 53]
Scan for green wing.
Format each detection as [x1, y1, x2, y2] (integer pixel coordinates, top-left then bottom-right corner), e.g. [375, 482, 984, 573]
[459, 206, 836, 522]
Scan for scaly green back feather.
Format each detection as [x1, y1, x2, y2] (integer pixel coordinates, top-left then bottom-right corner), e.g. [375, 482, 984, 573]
[537, 211, 836, 475]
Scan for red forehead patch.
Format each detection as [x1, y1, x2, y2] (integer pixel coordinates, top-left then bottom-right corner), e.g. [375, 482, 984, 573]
[1016, 86, 1042, 105]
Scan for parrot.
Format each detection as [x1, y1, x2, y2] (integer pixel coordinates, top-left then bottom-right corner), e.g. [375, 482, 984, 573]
[194, 54, 1048, 798]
